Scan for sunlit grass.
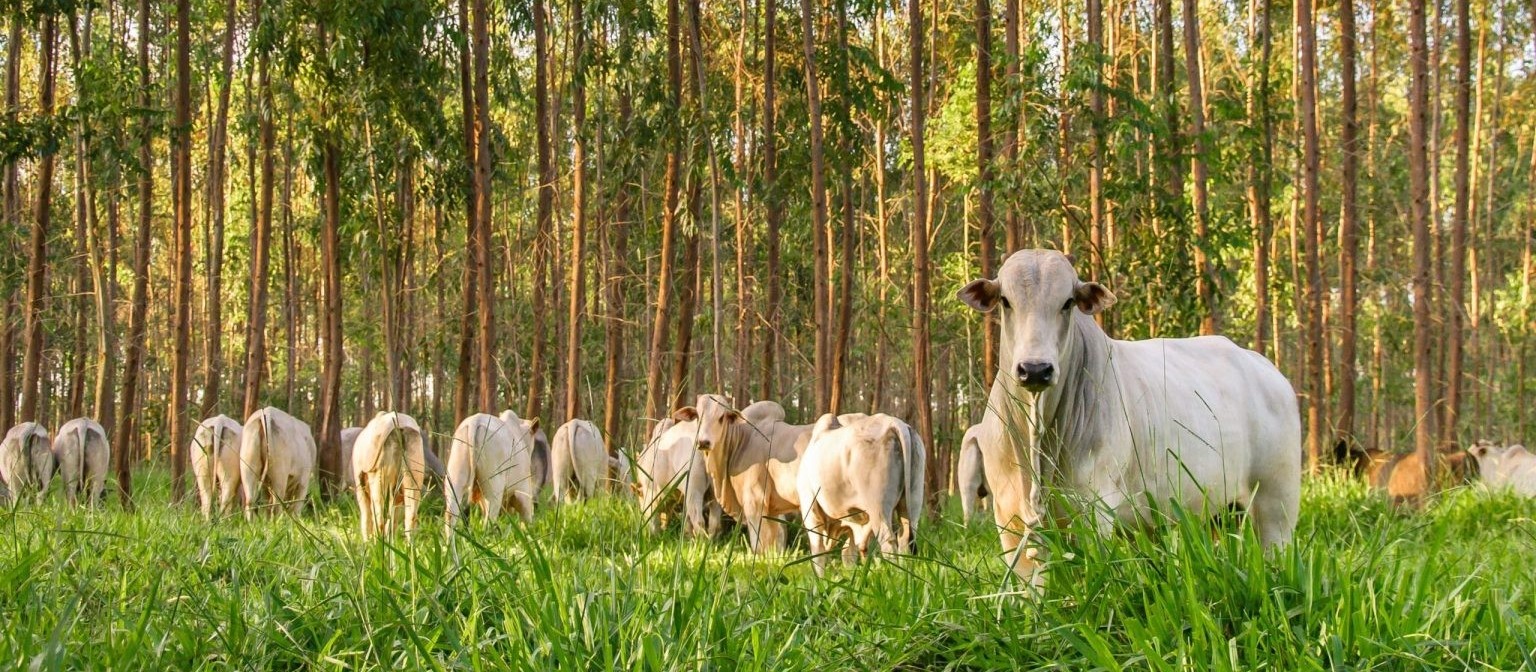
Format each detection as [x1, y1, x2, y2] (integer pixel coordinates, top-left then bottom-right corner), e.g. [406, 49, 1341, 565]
[2, 467, 1534, 669]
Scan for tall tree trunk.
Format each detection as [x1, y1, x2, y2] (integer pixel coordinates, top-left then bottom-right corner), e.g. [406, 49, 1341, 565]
[645, 0, 683, 429]
[1002, 0, 1021, 249]
[564, 0, 588, 421]
[909, 0, 935, 496]
[114, 0, 156, 509]
[1182, 0, 1215, 335]
[1444, 0, 1470, 449]
[75, 5, 116, 430]
[1408, 0, 1437, 483]
[527, 0, 552, 419]
[475, 0, 496, 414]
[1298, 0, 1324, 472]
[201, 0, 239, 418]
[830, 0, 856, 413]
[976, 0, 997, 390]
[281, 118, 297, 407]
[168, 0, 194, 500]
[686, 0, 726, 395]
[1247, 0, 1273, 356]
[242, 0, 275, 419]
[1155, 0, 1182, 211]
[1, 15, 20, 433]
[1336, 0, 1360, 450]
[20, 12, 58, 424]
[732, 0, 751, 400]
[603, 88, 633, 446]
[760, 0, 780, 400]
[317, 22, 344, 494]
[454, 0, 477, 421]
[802, 0, 831, 412]
[1087, 0, 1104, 278]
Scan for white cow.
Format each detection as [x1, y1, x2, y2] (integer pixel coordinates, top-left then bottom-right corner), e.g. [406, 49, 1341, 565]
[54, 418, 111, 508]
[352, 411, 429, 539]
[339, 426, 363, 489]
[444, 411, 538, 534]
[551, 418, 608, 502]
[798, 413, 925, 575]
[240, 406, 317, 519]
[1468, 442, 1536, 497]
[958, 423, 990, 523]
[636, 417, 720, 536]
[191, 415, 243, 520]
[959, 250, 1301, 588]
[0, 422, 53, 505]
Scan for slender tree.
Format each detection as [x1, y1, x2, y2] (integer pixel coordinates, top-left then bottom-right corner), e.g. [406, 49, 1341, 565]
[1409, 0, 1437, 481]
[564, 0, 588, 421]
[168, 0, 194, 500]
[1444, 0, 1471, 448]
[1298, 0, 1324, 471]
[201, 0, 240, 418]
[242, 0, 276, 419]
[1336, 0, 1361, 450]
[976, 0, 997, 388]
[802, 0, 831, 412]
[316, 20, 344, 492]
[645, 0, 684, 428]
[910, 0, 935, 493]
[1182, 0, 1215, 334]
[760, 0, 781, 399]
[474, 0, 495, 413]
[1247, 0, 1273, 356]
[19, 11, 58, 424]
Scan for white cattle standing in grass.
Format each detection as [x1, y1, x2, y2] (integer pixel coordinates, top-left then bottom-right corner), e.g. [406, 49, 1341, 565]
[191, 415, 243, 519]
[959, 250, 1301, 588]
[676, 396, 823, 553]
[798, 413, 925, 574]
[636, 417, 720, 536]
[1, 422, 53, 505]
[240, 406, 317, 519]
[551, 418, 608, 502]
[958, 423, 990, 523]
[352, 411, 429, 539]
[54, 418, 111, 508]
[1468, 442, 1536, 497]
[444, 411, 538, 534]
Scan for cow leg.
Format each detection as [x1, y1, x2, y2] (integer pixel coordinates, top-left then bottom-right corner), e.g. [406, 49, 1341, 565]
[368, 476, 390, 538]
[512, 489, 534, 524]
[195, 469, 216, 521]
[402, 473, 423, 537]
[801, 502, 832, 576]
[356, 475, 374, 538]
[1250, 479, 1299, 549]
[961, 487, 977, 525]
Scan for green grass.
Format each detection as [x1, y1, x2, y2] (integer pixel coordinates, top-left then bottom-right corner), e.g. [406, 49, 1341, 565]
[3, 469, 1535, 670]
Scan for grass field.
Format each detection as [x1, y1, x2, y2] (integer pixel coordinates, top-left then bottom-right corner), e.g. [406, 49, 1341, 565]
[3, 468, 1535, 670]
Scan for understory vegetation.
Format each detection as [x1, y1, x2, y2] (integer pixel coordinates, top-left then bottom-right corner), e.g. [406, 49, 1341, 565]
[3, 469, 1534, 670]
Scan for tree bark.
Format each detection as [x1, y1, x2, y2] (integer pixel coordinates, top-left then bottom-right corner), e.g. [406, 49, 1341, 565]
[168, 0, 194, 500]
[1, 15, 20, 434]
[1002, 0, 1021, 250]
[564, 0, 588, 421]
[1336, 0, 1360, 450]
[645, 0, 683, 429]
[1408, 0, 1437, 483]
[200, 0, 239, 418]
[760, 0, 780, 400]
[909, 0, 935, 497]
[1297, 0, 1325, 472]
[20, 12, 58, 424]
[976, 0, 997, 390]
[475, 0, 496, 414]
[1444, 0, 1470, 449]
[732, 0, 751, 400]
[454, 0, 477, 421]
[1247, 0, 1273, 357]
[830, 0, 856, 413]
[114, 0, 156, 509]
[317, 22, 344, 494]
[1182, 0, 1215, 335]
[802, 0, 831, 412]
[242, 0, 276, 419]
[527, 0, 553, 420]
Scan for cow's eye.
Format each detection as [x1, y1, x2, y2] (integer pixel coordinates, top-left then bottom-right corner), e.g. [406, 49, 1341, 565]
[1061, 298, 1076, 312]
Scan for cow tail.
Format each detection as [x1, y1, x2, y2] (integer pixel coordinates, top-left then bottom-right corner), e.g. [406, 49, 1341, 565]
[259, 411, 272, 503]
[891, 419, 915, 552]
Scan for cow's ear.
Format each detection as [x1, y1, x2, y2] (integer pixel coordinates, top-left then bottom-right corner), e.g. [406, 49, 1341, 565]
[526, 418, 540, 434]
[672, 406, 699, 423]
[723, 409, 741, 424]
[1073, 282, 1117, 315]
[958, 279, 1002, 312]
[1469, 442, 1490, 458]
[813, 413, 840, 437]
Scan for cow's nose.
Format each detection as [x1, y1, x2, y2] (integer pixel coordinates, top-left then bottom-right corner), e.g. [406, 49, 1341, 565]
[696, 439, 712, 450]
[1015, 361, 1055, 391]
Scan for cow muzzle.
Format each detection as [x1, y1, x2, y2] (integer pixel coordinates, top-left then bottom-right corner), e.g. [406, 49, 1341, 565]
[1015, 361, 1056, 392]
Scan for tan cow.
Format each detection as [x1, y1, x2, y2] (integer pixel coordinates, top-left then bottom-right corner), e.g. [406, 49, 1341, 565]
[674, 395, 820, 553]
[191, 415, 243, 520]
[960, 250, 1301, 588]
[240, 406, 317, 519]
[636, 417, 720, 536]
[444, 411, 539, 534]
[54, 418, 111, 508]
[1468, 442, 1536, 497]
[958, 422, 990, 523]
[798, 413, 925, 574]
[1334, 441, 1474, 503]
[0, 422, 53, 505]
[551, 418, 608, 502]
[352, 411, 429, 539]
